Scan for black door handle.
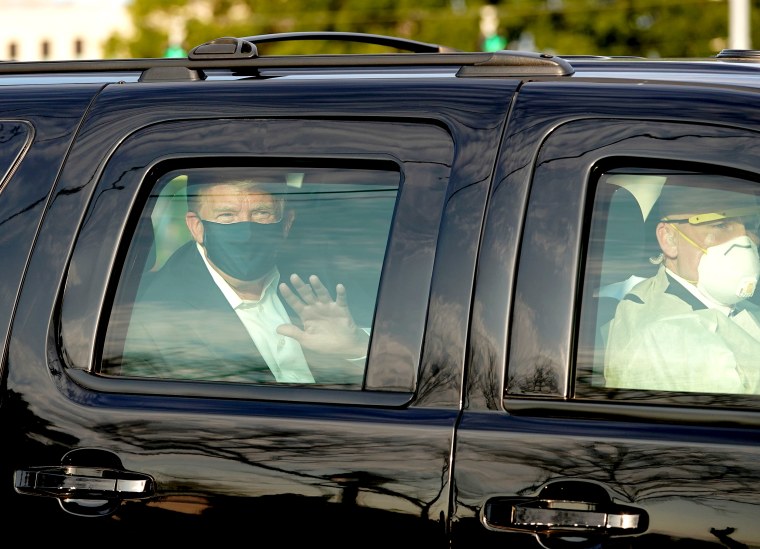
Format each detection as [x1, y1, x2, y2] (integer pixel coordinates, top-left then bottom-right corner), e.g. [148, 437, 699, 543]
[483, 480, 648, 549]
[511, 498, 641, 530]
[14, 465, 153, 498]
[13, 448, 155, 517]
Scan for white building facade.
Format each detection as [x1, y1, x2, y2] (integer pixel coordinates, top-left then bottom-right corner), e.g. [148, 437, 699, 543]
[2, 0, 131, 61]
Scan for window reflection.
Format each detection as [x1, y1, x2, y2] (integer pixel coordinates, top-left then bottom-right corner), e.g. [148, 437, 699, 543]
[578, 168, 760, 401]
[102, 166, 399, 388]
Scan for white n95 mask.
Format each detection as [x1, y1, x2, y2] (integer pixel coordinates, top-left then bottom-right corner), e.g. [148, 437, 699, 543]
[697, 235, 760, 306]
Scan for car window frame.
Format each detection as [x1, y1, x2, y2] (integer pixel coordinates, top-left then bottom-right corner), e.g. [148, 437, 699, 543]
[499, 118, 760, 415]
[99, 162, 402, 389]
[58, 117, 455, 404]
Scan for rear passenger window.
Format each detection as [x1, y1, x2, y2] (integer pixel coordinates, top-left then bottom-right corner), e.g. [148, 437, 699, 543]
[576, 167, 760, 403]
[101, 164, 399, 389]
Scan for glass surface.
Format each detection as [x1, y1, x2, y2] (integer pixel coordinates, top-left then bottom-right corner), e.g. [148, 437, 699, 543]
[577, 168, 760, 400]
[101, 165, 399, 389]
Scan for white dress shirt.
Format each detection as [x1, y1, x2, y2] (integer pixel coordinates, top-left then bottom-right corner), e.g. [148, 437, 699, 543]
[198, 243, 315, 383]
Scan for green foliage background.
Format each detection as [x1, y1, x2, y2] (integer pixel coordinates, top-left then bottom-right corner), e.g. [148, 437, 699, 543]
[103, 0, 759, 58]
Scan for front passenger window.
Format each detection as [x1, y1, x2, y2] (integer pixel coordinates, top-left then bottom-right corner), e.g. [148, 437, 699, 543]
[577, 168, 760, 401]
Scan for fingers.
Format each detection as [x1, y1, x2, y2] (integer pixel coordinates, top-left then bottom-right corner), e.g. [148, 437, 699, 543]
[309, 274, 332, 302]
[278, 282, 305, 313]
[334, 283, 347, 307]
[283, 273, 347, 306]
[276, 323, 303, 342]
[289, 273, 315, 303]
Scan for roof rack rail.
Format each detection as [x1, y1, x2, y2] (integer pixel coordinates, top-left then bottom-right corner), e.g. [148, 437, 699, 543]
[558, 55, 646, 60]
[186, 33, 573, 77]
[188, 37, 258, 60]
[717, 49, 760, 59]
[240, 31, 459, 53]
[187, 32, 457, 61]
[0, 33, 574, 80]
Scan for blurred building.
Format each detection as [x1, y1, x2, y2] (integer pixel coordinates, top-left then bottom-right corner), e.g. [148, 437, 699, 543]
[1, 0, 131, 61]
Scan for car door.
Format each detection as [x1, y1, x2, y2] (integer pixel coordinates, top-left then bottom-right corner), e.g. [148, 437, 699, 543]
[2, 75, 514, 544]
[454, 81, 760, 548]
[0, 86, 98, 389]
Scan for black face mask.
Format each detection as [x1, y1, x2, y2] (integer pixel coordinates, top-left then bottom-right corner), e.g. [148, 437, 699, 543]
[202, 220, 283, 281]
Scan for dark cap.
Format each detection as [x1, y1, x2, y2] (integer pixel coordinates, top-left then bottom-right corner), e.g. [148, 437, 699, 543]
[656, 173, 760, 222]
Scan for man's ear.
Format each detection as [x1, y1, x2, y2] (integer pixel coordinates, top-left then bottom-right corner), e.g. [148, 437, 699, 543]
[656, 222, 678, 258]
[186, 211, 204, 244]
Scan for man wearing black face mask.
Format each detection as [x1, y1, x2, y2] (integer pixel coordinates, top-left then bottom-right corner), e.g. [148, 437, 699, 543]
[119, 178, 369, 384]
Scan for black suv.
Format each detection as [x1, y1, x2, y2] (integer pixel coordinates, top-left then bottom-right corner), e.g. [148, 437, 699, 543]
[3, 32, 760, 548]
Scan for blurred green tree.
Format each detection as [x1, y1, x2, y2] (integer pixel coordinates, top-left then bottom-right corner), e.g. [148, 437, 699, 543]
[102, 0, 757, 59]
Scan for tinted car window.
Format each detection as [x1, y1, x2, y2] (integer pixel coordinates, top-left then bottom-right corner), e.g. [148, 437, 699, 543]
[101, 165, 399, 389]
[577, 167, 760, 403]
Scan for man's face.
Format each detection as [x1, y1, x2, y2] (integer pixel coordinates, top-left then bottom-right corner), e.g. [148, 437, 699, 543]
[661, 215, 759, 281]
[185, 182, 293, 256]
[184, 182, 294, 286]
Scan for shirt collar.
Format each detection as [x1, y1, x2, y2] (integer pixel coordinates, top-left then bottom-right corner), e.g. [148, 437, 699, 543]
[664, 267, 733, 315]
